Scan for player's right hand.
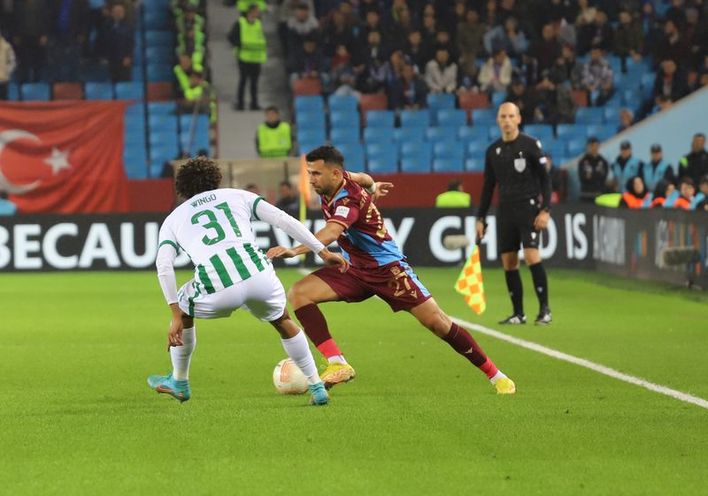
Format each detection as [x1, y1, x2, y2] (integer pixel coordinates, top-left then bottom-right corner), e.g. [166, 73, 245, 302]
[319, 249, 349, 273]
[475, 219, 486, 243]
[266, 246, 297, 259]
[167, 317, 184, 350]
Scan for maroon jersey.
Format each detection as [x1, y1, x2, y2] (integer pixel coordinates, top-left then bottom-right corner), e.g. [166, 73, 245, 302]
[320, 172, 405, 269]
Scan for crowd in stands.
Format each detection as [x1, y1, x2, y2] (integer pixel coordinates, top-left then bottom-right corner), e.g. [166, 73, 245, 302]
[275, 0, 707, 125]
[578, 132, 708, 210]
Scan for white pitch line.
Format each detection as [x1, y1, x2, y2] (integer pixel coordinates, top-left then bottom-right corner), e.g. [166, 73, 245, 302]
[451, 316, 708, 411]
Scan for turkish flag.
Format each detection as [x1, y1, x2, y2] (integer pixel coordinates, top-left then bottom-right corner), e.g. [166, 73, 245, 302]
[0, 101, 130, 214]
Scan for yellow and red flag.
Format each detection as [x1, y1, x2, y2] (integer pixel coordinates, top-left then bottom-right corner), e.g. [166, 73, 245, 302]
[298, 153, 311, 223]
[455, 245, 486, 315]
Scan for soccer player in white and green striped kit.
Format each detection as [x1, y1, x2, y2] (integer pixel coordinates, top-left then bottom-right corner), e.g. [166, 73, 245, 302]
[148, 157, 347, 405]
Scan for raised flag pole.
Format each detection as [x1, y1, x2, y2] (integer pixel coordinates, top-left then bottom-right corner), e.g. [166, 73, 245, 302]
[455, 244, 486, 315]
[298, 154, 311, 263]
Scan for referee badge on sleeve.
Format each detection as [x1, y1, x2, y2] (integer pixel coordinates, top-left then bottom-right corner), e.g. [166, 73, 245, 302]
[514, 158, 526, 172]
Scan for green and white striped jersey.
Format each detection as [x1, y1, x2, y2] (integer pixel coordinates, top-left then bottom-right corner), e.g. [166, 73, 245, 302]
[158, 188, 270, 294]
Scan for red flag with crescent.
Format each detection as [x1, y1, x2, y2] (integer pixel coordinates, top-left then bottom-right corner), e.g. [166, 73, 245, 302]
[0, 101, 130, 214]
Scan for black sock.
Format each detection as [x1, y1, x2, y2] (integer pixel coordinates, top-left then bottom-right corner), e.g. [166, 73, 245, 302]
[529, 262, 549, 310]
[504, 269, 524, 316]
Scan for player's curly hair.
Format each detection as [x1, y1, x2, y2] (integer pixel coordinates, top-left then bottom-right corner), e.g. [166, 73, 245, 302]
[174, 156, 223, 199]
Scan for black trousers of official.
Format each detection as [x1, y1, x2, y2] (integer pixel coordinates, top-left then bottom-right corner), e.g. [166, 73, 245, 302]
[237, 61, 261, 108]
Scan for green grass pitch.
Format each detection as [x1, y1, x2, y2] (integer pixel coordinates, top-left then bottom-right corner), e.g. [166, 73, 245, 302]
[1, 268, 706, 495]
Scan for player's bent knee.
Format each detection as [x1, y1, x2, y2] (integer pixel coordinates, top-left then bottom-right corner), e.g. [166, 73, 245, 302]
[287, 282, 310, 308]
[181, 314, 194, 328]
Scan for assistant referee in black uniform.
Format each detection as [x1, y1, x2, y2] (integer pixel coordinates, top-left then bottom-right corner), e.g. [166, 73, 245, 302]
[475, 102, 552, 325]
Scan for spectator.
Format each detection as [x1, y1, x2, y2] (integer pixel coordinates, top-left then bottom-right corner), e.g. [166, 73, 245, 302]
[256, 106, 292, 158]
[48, 0, 89, 82]
[641, 144, 676, 192]
[420, 9, 438, 58]
[613, 9, 643, 72]
[322, 9, 354, 58]
[505, 77, 537, 123]
[651, 59, 688, 106]
[619, 176, 649, 208]
[404, 30, 428, 74]
[389, 6, 413, 49]
[611, 140, 644, 192]
[684, 7, 704, 72]
[434, 29, 457, 62]
[355, 30, 388, 94]
[101, 2, 133, 82]
[12, 0, 51, 82]
[276, 181, 300, 218]
[695, 175, 708, 212]
[285, 2, 319, 51]
[424, 47, 457, 93]
[435, 179, 471, 208]
[176, 5, 205, 34]
[517, 53, 539, 87]
[532, 23, 562, 74]
[581, 43, 614, 106]
[0, 31, 16, 100]
[618, 108, 634, 132]
[649, 179, 676, 208]
[483, 17, 529, 60]
[287, 36, 323, 82]
[456, 9, 486, 74]
[549, 44, 583, 89]
[176, 26, 206, 72]
[478, 48, 512, 93]
[578, 136, 610, 202]
[673, 177, 696, 210]
[326, 44, 359, 97]
[388, 62, 427, 110]
[229, 4, 266, 110]
[534, 69, 576, 124]
[678, 133, 708, 185]
[359, 8, 384, 47]
[577, 9, 612, 55]
[654, 20, 687, 67]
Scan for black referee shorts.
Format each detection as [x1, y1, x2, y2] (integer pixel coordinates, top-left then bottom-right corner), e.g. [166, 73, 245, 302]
[497, 199, 541, 254]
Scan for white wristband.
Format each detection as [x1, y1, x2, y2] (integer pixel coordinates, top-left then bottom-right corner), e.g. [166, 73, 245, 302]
[366, 182, 377, 194]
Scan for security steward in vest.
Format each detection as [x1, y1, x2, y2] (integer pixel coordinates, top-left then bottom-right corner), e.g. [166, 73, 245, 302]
[229, 4, 266, 110]
[435, 179, 471, 208]
[257, 106, 292, 158]
[476, 102, 552, 326]
[640, 144, 675, 192]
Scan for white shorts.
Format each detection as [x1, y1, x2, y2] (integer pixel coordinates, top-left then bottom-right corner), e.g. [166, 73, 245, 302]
[177, 268, 286, 322]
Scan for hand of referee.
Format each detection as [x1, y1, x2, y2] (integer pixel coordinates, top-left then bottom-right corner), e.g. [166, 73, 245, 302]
[534, 210, 550, 231]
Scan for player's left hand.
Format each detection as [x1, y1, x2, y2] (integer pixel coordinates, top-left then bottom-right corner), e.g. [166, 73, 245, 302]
[266, 246, 297, 259]
[373, 182, 394, 201]
[534, 210, 550, 230]
[318, 249, 349, 273]
[167, 317, 184, 350]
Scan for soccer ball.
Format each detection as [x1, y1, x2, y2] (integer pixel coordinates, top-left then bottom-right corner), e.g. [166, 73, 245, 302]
[272, 358, 308, 395]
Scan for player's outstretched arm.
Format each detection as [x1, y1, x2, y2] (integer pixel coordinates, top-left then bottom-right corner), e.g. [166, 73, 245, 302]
[267, 221, 345, 258]
[349, 171, 394, 202]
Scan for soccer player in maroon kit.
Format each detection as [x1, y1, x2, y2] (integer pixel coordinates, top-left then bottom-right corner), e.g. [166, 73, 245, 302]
[267, 145, 516, 394]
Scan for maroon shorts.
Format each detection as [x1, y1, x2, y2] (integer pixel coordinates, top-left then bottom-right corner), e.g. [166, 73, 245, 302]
[312, 260, 432, 312]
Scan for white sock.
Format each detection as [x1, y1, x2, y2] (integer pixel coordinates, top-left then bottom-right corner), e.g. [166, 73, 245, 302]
[281, 330, 321, 385]
[489, 370, 508, 385]
[171, 326, 196, 381]
[327, 355, 348, 365]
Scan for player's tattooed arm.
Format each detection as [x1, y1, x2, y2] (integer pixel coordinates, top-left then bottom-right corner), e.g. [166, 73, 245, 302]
[267, 222, 346, 259]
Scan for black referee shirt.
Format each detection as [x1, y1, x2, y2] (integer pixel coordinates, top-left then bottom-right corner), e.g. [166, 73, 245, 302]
[477, 132, 552, 218]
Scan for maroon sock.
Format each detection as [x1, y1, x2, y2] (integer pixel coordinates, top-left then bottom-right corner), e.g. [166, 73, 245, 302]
[294, 304, 342, 358]
[443, 323, 499, 379]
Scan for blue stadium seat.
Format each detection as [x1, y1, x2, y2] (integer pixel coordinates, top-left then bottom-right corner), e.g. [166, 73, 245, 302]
[144, 12, 171, 30]
[365, 142, 389, 157]
[472, 108, 497, 126]
[115, 82, 145, 100]
[146, 46, 174, 61]
[131, 66, 146, 81]
[143, 0, 170, 12]
[295, 111, 326, 131]
[394, 127, 426, 143]
[21, 83, 50, 101]
[180, 134, 210, 156]
[150, 142, 180, 164]
[297, 128, 326, 145]
[458, 125, 490, 143]
[145, 30, 173, 47]
[400, 110, 430, 128]
[363, 127, 394, 143]
[640, 72, 657, 90]
[295, 95, 325, 113]
[586, 124, 615, 141]
[146, 64, 173, 82]
[7, 82, 19, 101]
[149, 114, 178, 133]
[466, 141, 486, 157]
[179, 114, 209, 137]
[124, 128, 146, 146]
[123, 148, 148, 179]
[401, 141, 432, 160]
[433, 158, 464, 172]
[436, 109, 467, 128]
[330, 128, 359, 144]
[488, 127, 501, 141]
[328, 94, 358, 114]
[366, 110, 395, 128]
[491, 92, 506, 108]
[329, 110, 359, 129]
[464, 158, 484, 172]
[426, 93, 455, 111]
[367, 149, 399, 173]
[298, 141, 319, 154]
[566, 138, 586, 157]
[125, 103, 145, 117]
[546, 142, 567, 162]
[556, 124, 588, 140]
[400, 155, 431, 173]
[433, 141, 464, 160]
[603, 106, 620, 124]
[336, 143, 365, 172]
[575, 107, 604, 124]
[125, 115, 146, 135]
[426, 127, 458, 142]
[149, 130, 180, 150]
[148, 102, 177, 115]
[523, 124, 554, 141]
